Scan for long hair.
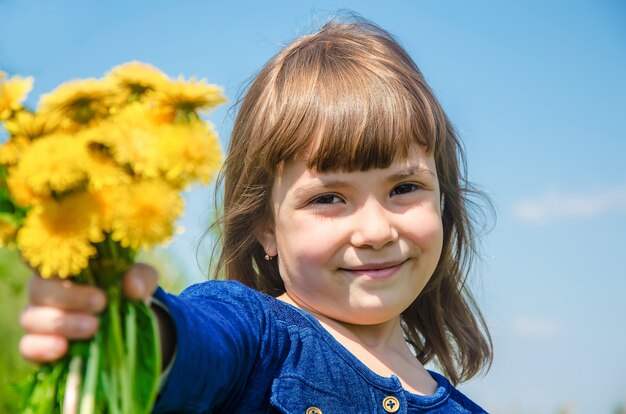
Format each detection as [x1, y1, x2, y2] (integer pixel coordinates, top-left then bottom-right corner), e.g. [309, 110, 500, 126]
[212, 18, 492, 384]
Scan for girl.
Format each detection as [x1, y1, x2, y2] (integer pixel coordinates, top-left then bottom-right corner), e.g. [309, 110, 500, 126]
[20, 19, 493, 413]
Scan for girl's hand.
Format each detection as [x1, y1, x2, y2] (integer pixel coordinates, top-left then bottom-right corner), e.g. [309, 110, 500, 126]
[19, 263, 159, 363]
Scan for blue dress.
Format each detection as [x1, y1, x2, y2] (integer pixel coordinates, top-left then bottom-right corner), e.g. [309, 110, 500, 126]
[152, 280, 488, 413]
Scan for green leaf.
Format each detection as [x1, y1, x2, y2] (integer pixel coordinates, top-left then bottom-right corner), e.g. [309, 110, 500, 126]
[21, 362, 67, 414]
[131, 300, 161, 414]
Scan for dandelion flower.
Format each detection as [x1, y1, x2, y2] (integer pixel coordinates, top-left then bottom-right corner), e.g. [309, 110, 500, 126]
[81, 130, 132, 190]
[6, 166, 46, 207]
[106, 61, 169, 103]
[91, 103, 163, 178]
[0, 72, 34, 120]
[0, 135, 30, 166]
[16, 134, 89, 196]
[152, 77, 226, 123]
[38, 78, 114, 127]
[0, 109, 62, 166]
[17, 192, 103, 278]
[4, 110, 61, 141]
[160, 122, 222, 186]
[91, 184, 123, 232]
[0, 214, 20, 247]
[85, 147, 132, 190]
[111, 180, 184, 250]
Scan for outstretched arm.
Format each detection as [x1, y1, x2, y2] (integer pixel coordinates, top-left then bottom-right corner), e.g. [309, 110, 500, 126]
[151, 281, 266, 413]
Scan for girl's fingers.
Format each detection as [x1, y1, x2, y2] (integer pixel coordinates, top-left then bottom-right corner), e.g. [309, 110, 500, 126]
[28, 263, 158, 311]
[20, 306, 100, 339]
[20, 266, 159, 365]
[28, 276, 106, 313]
[19, 334, 68, 363]
[122, 263, 159, 301]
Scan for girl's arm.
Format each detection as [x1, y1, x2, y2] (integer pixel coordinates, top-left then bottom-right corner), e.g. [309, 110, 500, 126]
[19, 263, 175, 368]
[150, 281, 267, 413]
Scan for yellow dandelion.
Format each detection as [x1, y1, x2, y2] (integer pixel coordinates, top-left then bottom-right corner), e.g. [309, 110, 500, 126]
[110, 179, 184, 250]
[0, 214, 20, 247]
[84, 145, 132, 190]
[152, 77, 226, 123]
[16, 133, 89, 196]
[17, 192, 104, 278]
[106, 61, 169, 103]
[91, 184, 124, 233]
[91, 102, 162, 177]
[0, 135, 30, 166]
[0, 72, 34, 120]
[4, 110, 61, 141]
[80, 130, 132, 190]
[38, 78, 114, 127]
[6, 165, 46, 207]
[160, 121, 222, 186]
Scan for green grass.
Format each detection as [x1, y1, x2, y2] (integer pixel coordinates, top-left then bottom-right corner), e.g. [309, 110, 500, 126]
[0, 248, 35, 414]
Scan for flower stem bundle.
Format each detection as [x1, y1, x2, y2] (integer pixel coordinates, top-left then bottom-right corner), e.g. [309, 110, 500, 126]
[0, 63, 225, 413]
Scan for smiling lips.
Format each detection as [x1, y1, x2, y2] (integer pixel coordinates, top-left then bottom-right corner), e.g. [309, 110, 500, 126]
[341, 260, 407, 279]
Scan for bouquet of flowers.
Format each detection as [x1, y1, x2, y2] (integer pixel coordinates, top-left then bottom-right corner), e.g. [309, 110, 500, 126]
[0, 62, 225, 413]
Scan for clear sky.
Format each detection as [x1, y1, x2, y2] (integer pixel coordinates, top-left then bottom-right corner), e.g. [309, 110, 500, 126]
[1, 0, 625, 412]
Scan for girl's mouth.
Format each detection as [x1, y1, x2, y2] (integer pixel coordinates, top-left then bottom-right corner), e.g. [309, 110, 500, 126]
[340, 260, 407, 279]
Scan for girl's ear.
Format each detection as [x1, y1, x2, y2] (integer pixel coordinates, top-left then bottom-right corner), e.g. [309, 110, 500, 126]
[255, 224, 278, 257]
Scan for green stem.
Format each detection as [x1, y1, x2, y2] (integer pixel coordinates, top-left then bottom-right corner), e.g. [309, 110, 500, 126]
[63, 355, 82, 414]
[83, 266, 97, 286]
[108, 286, 132, 413]
[107, 235, 119, 263]
[125, 302, 137, 412]
[79, 338, 99, 414]
[100, 371, 120, 414]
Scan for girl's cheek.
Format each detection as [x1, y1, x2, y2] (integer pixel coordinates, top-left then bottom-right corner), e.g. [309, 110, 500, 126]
[279, 219, 341, 257]
[409, 212, 444, 245]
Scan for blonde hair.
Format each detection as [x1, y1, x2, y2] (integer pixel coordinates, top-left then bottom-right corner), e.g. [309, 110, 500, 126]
[213, 18, 492, 384]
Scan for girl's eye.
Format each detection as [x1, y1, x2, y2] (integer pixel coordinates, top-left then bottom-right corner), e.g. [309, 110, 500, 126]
[391, 183, 420, 196]
[311, 194, 343, 204]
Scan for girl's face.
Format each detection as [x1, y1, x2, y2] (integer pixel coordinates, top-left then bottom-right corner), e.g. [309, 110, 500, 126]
[261, 144, 444, 325]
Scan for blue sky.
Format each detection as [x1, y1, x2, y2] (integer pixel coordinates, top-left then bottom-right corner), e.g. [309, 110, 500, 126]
[1, 1, 625, 412]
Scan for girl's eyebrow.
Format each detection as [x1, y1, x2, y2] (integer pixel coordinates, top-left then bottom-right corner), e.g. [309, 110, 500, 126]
[292, 178, 350, 198]
[387, 166, 436, 181]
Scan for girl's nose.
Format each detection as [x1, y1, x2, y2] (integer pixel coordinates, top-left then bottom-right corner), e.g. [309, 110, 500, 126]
[350, 200, 398, 249]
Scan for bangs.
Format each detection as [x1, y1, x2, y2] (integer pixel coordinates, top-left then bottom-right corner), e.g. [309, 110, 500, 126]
[306, 66, 440, 172]
[257, 25, 447, 174]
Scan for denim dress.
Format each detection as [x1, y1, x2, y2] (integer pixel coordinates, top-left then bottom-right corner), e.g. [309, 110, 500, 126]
[152, 280, 487, 413]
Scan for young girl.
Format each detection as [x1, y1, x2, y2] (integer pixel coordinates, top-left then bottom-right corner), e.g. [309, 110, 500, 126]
[20, 19, 493, 413]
